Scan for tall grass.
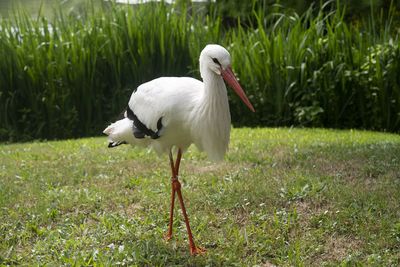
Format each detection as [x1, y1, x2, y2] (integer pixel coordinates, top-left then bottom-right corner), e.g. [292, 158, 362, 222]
[228, 1, 400, 130]
[0, 1, 399, 141]
[0, 2, 212, 140]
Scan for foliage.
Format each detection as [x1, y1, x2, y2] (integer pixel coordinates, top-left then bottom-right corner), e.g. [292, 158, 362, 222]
[0, 2, 214, 141]
[1, 128, 399, 265]
[0, 1, 399, 141]
[210, 0, 400, 29]
[227, 1, 400, 130]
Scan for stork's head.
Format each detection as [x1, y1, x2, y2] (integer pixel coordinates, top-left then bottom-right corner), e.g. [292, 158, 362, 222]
[199, 44, 255, 112]
[199, 44, 231, 76]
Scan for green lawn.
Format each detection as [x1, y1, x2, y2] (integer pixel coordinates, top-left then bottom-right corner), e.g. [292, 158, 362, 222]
[1, 128, 399, 266]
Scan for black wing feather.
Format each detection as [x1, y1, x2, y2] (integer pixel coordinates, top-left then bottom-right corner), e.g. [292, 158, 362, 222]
[126, 106, 163, 139]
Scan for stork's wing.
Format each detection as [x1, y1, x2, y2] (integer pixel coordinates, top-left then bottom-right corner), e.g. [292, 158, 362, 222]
[128, 77, 203, 137]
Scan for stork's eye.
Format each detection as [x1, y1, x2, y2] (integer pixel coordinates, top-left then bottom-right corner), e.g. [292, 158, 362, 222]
[212, 58, 221, 66]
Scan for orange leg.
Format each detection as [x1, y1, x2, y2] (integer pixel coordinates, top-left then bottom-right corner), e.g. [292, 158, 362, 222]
[165, 148, 205, 255]
[165, 150, 178, 240]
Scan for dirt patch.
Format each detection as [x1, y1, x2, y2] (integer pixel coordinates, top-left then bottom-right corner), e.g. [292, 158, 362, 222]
[294, 200, 331, 222]
[293, 199, 363, 264]
[184, 161, 240, 175]
[122, 202, 143, 217]
[260, 261, 277, 267]
[314, 235, 363, 265]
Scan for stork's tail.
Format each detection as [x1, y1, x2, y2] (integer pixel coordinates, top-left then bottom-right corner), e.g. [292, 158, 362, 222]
[107, 140, 127, 148]
[103, 118, 135, 148]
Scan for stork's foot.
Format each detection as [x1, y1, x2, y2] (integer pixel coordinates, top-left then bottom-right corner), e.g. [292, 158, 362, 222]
[164, 232, 173, 241]
[190, 245, 206, 255]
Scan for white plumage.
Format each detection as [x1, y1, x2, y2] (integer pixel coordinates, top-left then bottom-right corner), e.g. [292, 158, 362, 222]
[103, 44, 254, 255]
[103, 44, 254, 161]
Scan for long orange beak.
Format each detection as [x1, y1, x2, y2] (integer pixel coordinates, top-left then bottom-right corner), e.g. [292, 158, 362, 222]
[221, 66, 255, 112]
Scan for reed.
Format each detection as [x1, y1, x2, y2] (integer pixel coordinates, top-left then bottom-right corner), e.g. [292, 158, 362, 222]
[0, 1, 399, 141]
[228, 0, 400, 130]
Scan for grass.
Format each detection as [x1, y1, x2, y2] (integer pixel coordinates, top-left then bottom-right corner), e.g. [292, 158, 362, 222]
[227, 1, 400, 130]
[1, 128, 399, 266]
[0, 1, 399, 141]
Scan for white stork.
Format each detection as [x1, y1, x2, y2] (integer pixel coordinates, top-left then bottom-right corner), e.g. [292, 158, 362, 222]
[103, 44, 255, 255]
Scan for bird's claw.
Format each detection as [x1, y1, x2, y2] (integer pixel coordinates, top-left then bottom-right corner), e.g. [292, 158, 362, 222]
[190, 246, 206, 255]
[164, 232, 172, 241]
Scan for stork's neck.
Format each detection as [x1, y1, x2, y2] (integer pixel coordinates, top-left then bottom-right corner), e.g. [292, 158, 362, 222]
[199, 70, 230, 115]
[191, 68, 231, 161]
